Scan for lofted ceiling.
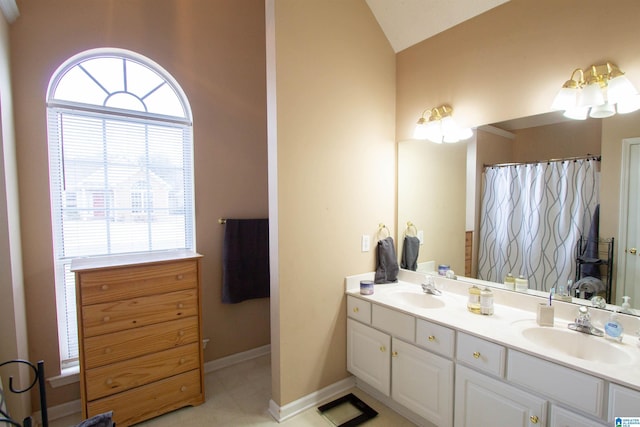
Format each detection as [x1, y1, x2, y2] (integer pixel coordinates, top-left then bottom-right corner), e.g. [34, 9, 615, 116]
[365, 0, 510, 53]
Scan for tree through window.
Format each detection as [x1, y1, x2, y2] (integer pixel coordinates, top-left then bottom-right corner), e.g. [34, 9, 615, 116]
[46, 48, 195, 368]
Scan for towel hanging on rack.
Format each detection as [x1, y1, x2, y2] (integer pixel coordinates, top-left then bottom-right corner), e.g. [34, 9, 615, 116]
[222, 218, 270, 303]
[375, 236, 399, 284]
[401, 236, 420, 271]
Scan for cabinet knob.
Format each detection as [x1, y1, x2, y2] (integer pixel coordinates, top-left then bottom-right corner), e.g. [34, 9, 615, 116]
[177, 303, 184, 309]
[353, 307, 359, 313]
[630, 248, 637, 255]
[392, 351, 398, 357]
[530, 415, 539, 424]
[106, 378, 113, 385]
[101, 284, 109, 291]
[428, 335, 436, 342]
[472, 351, 481, 359]
[180, 386, 187, 392]
[178, 330, 185, 337]
[103, 316, 110, 322]
[104, 347, 112, 354]
[379, 346, 386, 352]
[176, 274, 184, 280]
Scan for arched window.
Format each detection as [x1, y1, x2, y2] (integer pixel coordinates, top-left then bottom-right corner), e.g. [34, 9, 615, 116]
[46, 48, 195, 368]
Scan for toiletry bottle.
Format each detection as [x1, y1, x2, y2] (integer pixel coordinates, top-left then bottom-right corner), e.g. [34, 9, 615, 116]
[467, 285, 481, 314]
[604, 311, 624, 343]
[621, 296, 632, 314]
[480, 287, 494, 316]
[515, 275, 528, 292]
[503, 273, 515, 290]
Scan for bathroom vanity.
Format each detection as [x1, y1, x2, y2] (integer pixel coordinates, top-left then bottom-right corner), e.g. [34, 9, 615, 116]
[345, 270, 640, 427]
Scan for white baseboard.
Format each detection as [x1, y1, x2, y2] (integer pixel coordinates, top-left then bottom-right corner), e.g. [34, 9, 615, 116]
[268, 376, 356, 422]
[44, 344, 271, 423]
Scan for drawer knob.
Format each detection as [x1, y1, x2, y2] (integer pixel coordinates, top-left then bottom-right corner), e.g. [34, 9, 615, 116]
[472, 351, 481, 359]
[530, 415, 539, 424]
[104, 348, 112, 354]
[428, 335, 436, 342]
[103, 316, 110, 322]
[179, 357, 186, 364]
[177, 303, 184, 309]
[106, 378, 113, 385]
[180, 386, 187, 392]
[392, 351, 398, 358]
[353, 307, 359, 313]
[379, 346, 386, 352]
[176, 274, 184, 280]
[178, 330, 185, 337]
[101, 284, 109, 291]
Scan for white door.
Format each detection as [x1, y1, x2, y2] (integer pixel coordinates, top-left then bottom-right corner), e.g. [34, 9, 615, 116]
[618, 138, 640, 309]
[454, 365, 546, 427]
[392, 338, 453, 427]
[346, 319, 391, 396]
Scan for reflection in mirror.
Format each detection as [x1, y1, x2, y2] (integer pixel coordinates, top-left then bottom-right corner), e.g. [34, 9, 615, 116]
[397, 111, 640, 314]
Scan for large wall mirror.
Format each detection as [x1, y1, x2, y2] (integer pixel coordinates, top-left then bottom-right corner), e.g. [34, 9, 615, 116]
[398, 109, 640, 314]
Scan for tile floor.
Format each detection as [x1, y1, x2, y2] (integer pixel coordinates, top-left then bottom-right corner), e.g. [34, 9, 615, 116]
[50, 354, 416, 427]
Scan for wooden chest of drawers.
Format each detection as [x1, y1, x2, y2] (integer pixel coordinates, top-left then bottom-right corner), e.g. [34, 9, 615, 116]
[71, 251, 204, 427]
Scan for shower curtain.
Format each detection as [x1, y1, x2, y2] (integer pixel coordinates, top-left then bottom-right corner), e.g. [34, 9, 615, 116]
[477, 158, 600, 292]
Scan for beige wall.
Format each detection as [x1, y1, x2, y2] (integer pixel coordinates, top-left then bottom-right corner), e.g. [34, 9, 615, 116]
[0, 8, 31, 421]
[10, 0, 269, 407]
[397, 0, 640, 287]
[269, 0, 395, 405]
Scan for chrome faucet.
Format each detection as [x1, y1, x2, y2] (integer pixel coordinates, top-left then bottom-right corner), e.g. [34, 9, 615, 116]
[568, 306, 604, 337]
[422, 276, 442, 296]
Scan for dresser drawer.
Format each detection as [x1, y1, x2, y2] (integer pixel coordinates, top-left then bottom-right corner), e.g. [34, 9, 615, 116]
[83, 317, 200, 369]
[347, 296, 371, 324]
[82, 289, 198, 337]
[79, 260, 198, 305]
[507, 350, 605, 418]
[415, 318, 455, 358]
[456, 332, 505, 377]
[85, 342, 200, 400]
[372, 304, 415, 342]
[87, 369, 203, 427]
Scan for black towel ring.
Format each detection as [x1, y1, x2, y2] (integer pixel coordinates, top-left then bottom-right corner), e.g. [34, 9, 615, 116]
[404, 221, 418, 237]
[377, 223, 390, 241]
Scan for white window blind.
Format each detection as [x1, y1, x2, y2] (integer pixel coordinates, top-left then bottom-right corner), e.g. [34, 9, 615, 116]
[46, 49, 194, 367]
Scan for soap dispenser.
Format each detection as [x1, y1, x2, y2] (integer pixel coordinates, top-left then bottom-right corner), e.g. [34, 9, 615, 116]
[604, 310, 624, 343]
[621, 296, 632, 314]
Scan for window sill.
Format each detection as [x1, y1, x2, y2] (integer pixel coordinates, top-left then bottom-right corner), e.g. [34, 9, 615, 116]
[48, 366, 79, 388]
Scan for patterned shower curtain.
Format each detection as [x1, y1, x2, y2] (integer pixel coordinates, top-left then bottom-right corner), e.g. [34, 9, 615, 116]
[477, 158, 600, 292]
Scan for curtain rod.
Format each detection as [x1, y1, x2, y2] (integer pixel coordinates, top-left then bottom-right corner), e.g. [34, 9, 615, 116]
[484, 154, 601, 169]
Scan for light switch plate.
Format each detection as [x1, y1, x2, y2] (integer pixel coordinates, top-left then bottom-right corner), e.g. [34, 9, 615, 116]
[361, 234, 370, 252]
[417, 230, 424, 244]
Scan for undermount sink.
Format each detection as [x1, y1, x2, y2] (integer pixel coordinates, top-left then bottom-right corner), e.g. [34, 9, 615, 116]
[514, 321, 633, 365]
[384, 290, 446, 310]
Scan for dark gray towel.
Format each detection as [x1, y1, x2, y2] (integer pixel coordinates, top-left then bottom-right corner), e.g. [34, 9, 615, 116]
[581, 204, 601, 279]
[75, 411, 113, 427]
[375, 237, 399, 284]
[401, 235, 420, 271]
[222, 218, 270, 303]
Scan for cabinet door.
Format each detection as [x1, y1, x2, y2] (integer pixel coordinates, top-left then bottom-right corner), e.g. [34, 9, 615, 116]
[609, 383, 640, 422]
[392, 338, 453, 427]
[455, 365, 546, 427]
[550, 405, 607, 427]
[347, 319, 391, 396]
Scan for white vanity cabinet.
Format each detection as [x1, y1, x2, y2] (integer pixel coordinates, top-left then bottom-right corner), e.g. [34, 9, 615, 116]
[346, 296, 454, 426]
[550, 406, 607, 427]
[608, 384, 640, 422]
[454, 365, 546, 427]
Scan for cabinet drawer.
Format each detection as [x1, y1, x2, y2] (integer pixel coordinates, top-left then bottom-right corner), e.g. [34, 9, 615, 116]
[82, 289, 198, 337]
[79, 260, 198, 305]
[550, 405, 606, 427]
[347, 296, 371, 324]
[87, 369, 203, 427]
[416, 319, 455, 358]
[84, 317, 200, 369]
[507, 350, 605, 418]
[608, 384, 640, 421]
[85, 342, 200, 400]
[456, 332, 505, 377]
[372, 304, 415, 342]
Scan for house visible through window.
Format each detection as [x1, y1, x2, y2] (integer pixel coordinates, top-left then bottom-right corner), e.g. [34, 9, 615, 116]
[46, 48, 195, 369]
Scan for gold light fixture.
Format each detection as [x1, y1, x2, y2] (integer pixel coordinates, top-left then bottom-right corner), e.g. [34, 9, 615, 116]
[551, 62, 640, 120]
[413, 104, 473, 143]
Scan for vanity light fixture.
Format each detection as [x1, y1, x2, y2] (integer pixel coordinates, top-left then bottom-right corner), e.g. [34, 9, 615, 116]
[413, 104, 473, 143]
[551, 62, 640, 120]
